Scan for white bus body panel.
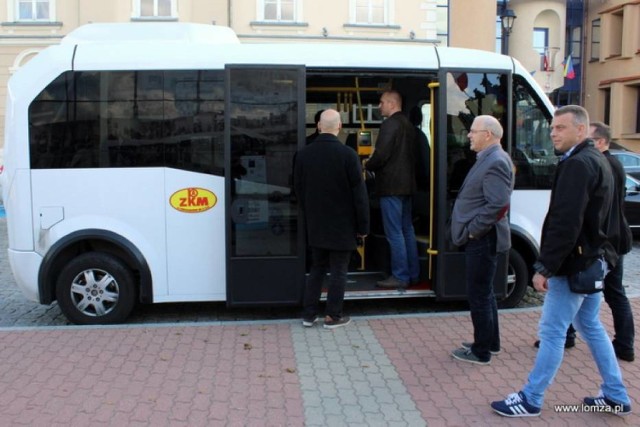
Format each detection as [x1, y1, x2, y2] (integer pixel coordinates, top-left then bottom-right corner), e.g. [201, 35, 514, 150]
[4, 44, 76, 251]
[510, 190, 551, 246]
[7, 249, 42, 302]
[163, 170, 226, 302]
[30, 168, 170, 298]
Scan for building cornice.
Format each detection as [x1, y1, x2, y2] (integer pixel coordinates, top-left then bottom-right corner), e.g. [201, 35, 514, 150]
[598, 0, 640, 15]
[599, 74, 640, 86]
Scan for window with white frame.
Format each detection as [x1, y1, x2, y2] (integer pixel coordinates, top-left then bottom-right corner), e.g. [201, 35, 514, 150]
[258, 0, 299, 22]
[351, 0, 391, 25]
[133, 0, 176, 18]
[14, 0, 53, 21]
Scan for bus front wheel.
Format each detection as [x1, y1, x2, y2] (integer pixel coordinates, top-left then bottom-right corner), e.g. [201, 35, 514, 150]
[56, 252, 137, 325]
[499, 249, 528, 309]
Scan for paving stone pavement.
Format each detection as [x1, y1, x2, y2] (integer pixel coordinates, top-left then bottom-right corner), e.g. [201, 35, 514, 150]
[1, 302, 639, 426]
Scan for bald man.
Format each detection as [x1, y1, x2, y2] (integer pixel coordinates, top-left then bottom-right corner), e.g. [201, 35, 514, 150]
[294, 109, 370, 329]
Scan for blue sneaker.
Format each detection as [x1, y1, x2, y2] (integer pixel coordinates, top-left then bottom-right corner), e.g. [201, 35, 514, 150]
[584, 391, 632, 416]
[491, 392, 541, 417]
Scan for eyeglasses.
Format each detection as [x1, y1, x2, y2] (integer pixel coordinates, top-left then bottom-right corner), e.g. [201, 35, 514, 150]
[469, 129, 490, 134]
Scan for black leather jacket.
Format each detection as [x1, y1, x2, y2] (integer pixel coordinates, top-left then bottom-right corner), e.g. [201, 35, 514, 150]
[365, 111, 416, 196]
[534, 140, 616, 277]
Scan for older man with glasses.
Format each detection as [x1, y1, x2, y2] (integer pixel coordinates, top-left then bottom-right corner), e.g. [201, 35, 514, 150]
[449, 115, 515, 365]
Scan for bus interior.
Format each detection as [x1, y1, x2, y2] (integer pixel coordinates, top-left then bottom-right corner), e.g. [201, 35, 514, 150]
[304, 71, 439, 298]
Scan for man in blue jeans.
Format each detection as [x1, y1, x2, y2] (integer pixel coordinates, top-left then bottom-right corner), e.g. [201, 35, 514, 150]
[449, 115, 514, 365]
[491, 105, 631, 417]
[365, 90, 419, 289]
[535, 122, 636, 361]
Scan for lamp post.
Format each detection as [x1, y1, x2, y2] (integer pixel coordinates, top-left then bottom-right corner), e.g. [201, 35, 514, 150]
[500, 9, 516, 55]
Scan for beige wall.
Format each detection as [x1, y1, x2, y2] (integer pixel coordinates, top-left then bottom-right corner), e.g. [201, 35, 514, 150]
[449, 0, 496, 51]
[583, 0, 640, 151]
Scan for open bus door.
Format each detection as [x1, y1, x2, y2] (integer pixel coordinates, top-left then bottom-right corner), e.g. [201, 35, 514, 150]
[225, 65, 306, 305]
[432, 70, 509, 301]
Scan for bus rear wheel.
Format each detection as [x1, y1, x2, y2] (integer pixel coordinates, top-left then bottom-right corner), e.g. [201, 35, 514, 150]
[56, 252, 136, 325]
[499, 249, 528, 309]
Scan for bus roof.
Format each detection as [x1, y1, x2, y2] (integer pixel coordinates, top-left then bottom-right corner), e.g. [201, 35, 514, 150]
[53, 22, 515, 73]
[9, 23, 553, 114]
[60, 22, 240, 45]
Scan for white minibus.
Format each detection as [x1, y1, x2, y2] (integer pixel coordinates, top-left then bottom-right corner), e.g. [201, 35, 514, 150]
[1, 23, 556, 324]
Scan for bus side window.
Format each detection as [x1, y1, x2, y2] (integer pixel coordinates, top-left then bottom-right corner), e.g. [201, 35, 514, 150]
[513, 77, 556, 190]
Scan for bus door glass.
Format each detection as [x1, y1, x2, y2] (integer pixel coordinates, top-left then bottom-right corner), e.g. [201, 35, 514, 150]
[225, 65, 306, 305]
[435, 70, 510, 300]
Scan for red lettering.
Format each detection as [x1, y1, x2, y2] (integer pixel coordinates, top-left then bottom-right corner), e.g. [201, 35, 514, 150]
[179, 197, 187, 207]
[196, 197, 209, 206]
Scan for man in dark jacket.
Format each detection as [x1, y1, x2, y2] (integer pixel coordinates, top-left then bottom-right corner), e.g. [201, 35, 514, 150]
[535, 122, 636, 359]
[491, 105, 631, 417]
[591, 121, 635, 361]
[365, 90, 419, 289]
[294, 109, 370, 329]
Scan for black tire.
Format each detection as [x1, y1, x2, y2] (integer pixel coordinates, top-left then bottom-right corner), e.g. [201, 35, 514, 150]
[56, 252, 137, 325]
[498, 249, 529, 309]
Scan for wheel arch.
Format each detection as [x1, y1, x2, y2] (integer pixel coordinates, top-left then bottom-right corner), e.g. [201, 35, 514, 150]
[38, 229, 153, 305]
[509, 224, 540, 282]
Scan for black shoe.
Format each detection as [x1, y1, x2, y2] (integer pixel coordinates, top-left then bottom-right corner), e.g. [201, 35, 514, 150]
[302, 316, 320, 327]
[461, 342, 500, 355]
[376, 276, 408, 289]
[323, 315, 351, 329]
[615, 350, 635, 362]
[451, 347, 490, 365]
[534, 338, 575, 349]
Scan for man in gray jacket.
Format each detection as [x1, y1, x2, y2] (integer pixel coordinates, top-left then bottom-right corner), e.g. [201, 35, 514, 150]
[450, 115, 514, 365]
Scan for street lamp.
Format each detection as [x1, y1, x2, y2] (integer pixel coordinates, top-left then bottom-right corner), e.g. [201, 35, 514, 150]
[500, 9, 516, 55]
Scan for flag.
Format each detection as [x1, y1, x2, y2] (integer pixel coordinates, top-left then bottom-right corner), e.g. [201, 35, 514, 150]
[563, 54, 575, 80]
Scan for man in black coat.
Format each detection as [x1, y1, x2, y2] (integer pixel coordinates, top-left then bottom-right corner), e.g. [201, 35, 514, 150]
[591, 121, 635, 361]
[294, 109, 370, 329]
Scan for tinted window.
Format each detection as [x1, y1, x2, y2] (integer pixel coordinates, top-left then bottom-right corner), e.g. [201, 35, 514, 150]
[445, 72, 508, 192]
[29, 70, 225, 175]
[512, 77, 555, 189]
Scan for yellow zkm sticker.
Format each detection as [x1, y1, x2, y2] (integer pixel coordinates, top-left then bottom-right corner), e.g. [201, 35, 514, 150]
[170, 188, 217, 213]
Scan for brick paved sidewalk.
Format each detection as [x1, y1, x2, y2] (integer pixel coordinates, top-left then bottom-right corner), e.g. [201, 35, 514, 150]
[1, 300, 638, 426]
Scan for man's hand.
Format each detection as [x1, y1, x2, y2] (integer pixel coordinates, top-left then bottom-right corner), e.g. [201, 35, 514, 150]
[532, 272, 549, 292]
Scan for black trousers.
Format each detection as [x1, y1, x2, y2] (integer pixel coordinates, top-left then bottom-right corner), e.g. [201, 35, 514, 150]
[465, 228, 500, 361]
[303, 247, 351, 319]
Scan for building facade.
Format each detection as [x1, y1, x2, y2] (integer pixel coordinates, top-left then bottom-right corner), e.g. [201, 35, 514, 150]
[583, 0, 640, 150]
[1, 0, 638, 151]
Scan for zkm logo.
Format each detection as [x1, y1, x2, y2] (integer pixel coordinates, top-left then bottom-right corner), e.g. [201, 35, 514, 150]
[170, 188, 217, 213]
